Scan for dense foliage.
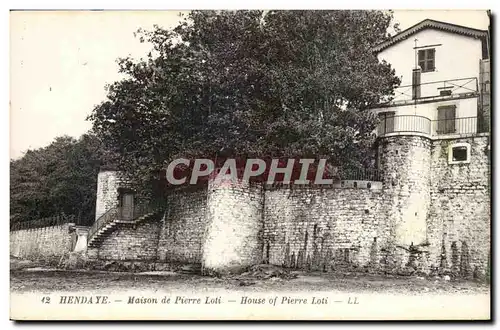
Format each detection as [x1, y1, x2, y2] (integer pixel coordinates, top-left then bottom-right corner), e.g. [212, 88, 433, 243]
[89, 10, 401, 194]
[10, 134, 112, 225]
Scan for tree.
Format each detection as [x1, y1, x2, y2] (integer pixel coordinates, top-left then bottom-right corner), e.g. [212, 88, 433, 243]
[10, 133, 112, 225]
[89, 10, 401, 194]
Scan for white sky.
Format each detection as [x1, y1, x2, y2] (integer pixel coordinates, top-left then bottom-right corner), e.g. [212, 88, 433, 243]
[9, 10, 490, 159]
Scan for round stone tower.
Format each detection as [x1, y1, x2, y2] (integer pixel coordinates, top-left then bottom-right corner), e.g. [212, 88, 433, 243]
[95, 167, 121, 221]
[201, 177, 265, 275]
[377, 135, 432, 266]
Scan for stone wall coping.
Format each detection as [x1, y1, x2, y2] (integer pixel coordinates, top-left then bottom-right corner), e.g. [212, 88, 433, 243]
[379, 132, 490, 141]
[99, 165, 119, 172]
[432, 132, 490, 141]
[263, 182, 383, 191]
[74, 226, 90, 233]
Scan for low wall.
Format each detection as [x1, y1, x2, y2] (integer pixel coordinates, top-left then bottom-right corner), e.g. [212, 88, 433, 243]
[158, 188, 208, 263]
[96, 220, 161, 261]
[263, 186, 389, 271]
[10, 223, 75, 259]
[427, 135, 490, 277]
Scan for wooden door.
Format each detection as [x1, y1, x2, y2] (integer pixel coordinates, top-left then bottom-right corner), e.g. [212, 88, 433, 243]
[121, 193, 134, 220]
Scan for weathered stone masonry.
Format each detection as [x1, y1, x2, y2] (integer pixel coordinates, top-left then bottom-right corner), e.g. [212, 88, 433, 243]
[10, 223, 75, 259]
[203, 179, 264, 274]
[428, 135, 490, 276]
[158, 188, 208, 264]
[86, 133, 490, 277]
[95, 170, 122, 220]
[95, 220, 161, 261]
[263, 187, 388, 271]
[10, 135, 490, 278]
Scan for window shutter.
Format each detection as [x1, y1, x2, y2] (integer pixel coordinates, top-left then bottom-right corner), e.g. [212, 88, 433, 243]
[437, 106, 456, 134]
[378, 112, 395, 134]
[428, 49, 435, 71]
[437, 107, 446, 133]
[418, 50, 425, 70]
[427, 49, 435, 59]
[445, 106, 456, 133]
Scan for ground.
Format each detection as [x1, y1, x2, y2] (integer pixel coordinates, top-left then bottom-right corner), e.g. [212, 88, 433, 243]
[11, 268, 490, 295]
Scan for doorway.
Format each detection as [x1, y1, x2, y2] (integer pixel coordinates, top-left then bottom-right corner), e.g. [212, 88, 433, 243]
[119, 189, 135, 220]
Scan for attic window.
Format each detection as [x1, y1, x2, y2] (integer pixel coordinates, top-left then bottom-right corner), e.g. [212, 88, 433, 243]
[418, 48, 435, 72]
[448, 143, 471, 164]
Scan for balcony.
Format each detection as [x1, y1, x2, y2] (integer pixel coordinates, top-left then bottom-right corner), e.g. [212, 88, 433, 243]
[379, 77, 479, 107]
[377, 115, 489, 138]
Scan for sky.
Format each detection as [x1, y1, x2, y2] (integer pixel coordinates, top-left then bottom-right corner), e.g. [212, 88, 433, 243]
[9, 10, 490, 159]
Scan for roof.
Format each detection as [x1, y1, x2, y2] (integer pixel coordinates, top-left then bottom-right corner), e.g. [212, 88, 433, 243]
[373, 19, 489, 57]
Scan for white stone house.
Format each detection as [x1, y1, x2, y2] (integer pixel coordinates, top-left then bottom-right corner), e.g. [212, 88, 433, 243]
[372, 19, 490, 140]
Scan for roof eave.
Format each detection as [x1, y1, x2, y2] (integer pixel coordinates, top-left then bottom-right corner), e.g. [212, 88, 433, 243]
[372, 19, 489, 54]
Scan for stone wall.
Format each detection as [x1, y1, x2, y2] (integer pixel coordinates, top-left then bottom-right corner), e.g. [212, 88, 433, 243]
[95, 170, 121, 221]
[157, 188, 208, 263]
[377, 135, 432, 270]
[379, 135, 431, 247]
[10, 224, 75, 259]
[263, 186, 388, 271]
[86, 135, 490, 278]
[427, 135, 490, 277]
[96, 220, 161, 261]
[202, 179, 264, 274]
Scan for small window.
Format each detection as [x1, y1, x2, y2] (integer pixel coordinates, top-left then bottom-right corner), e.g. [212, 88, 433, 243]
[448, 143, 471, 164]
[452, 146, 468, 161]
[418, 48, 435, 72]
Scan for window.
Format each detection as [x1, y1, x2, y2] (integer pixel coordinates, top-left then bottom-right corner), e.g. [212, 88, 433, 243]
[437, 105, 456, 134]
[452, 147, 468, 161]
[418, 48, 435, 72]
[448, 143, 471, 164]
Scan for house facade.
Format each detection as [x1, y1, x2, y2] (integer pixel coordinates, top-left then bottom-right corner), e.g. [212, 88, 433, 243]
[372, 19, 490, 138]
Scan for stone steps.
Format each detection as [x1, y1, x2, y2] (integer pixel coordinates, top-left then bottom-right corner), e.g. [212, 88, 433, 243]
[88, 211, 160, 248]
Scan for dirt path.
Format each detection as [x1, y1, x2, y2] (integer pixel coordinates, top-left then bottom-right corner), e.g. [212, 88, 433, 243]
[11, 269, 490, 295]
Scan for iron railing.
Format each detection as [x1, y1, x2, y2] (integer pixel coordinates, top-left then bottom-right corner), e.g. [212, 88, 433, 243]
[337, 168, 382, 182]
[377, 115, 489, 137]
[10, 213, 77, 231]
[88, 206, 119, 240]
[88, 202, 165, 242]
[377, 115, 431, 135]
[380, 77, 479, 105]
[432, 116, 489, 135]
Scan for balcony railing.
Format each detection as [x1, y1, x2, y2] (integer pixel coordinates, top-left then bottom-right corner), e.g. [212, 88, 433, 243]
[380, 77, 479, 106]
[377, 115, 432, 136]
[377, 115, 489, 137]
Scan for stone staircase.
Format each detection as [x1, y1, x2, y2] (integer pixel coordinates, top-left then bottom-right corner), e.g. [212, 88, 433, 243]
[88, 205, 163, 248]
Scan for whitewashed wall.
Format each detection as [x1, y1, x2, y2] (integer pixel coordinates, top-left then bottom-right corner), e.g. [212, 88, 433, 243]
[378, 29, 483, 89]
